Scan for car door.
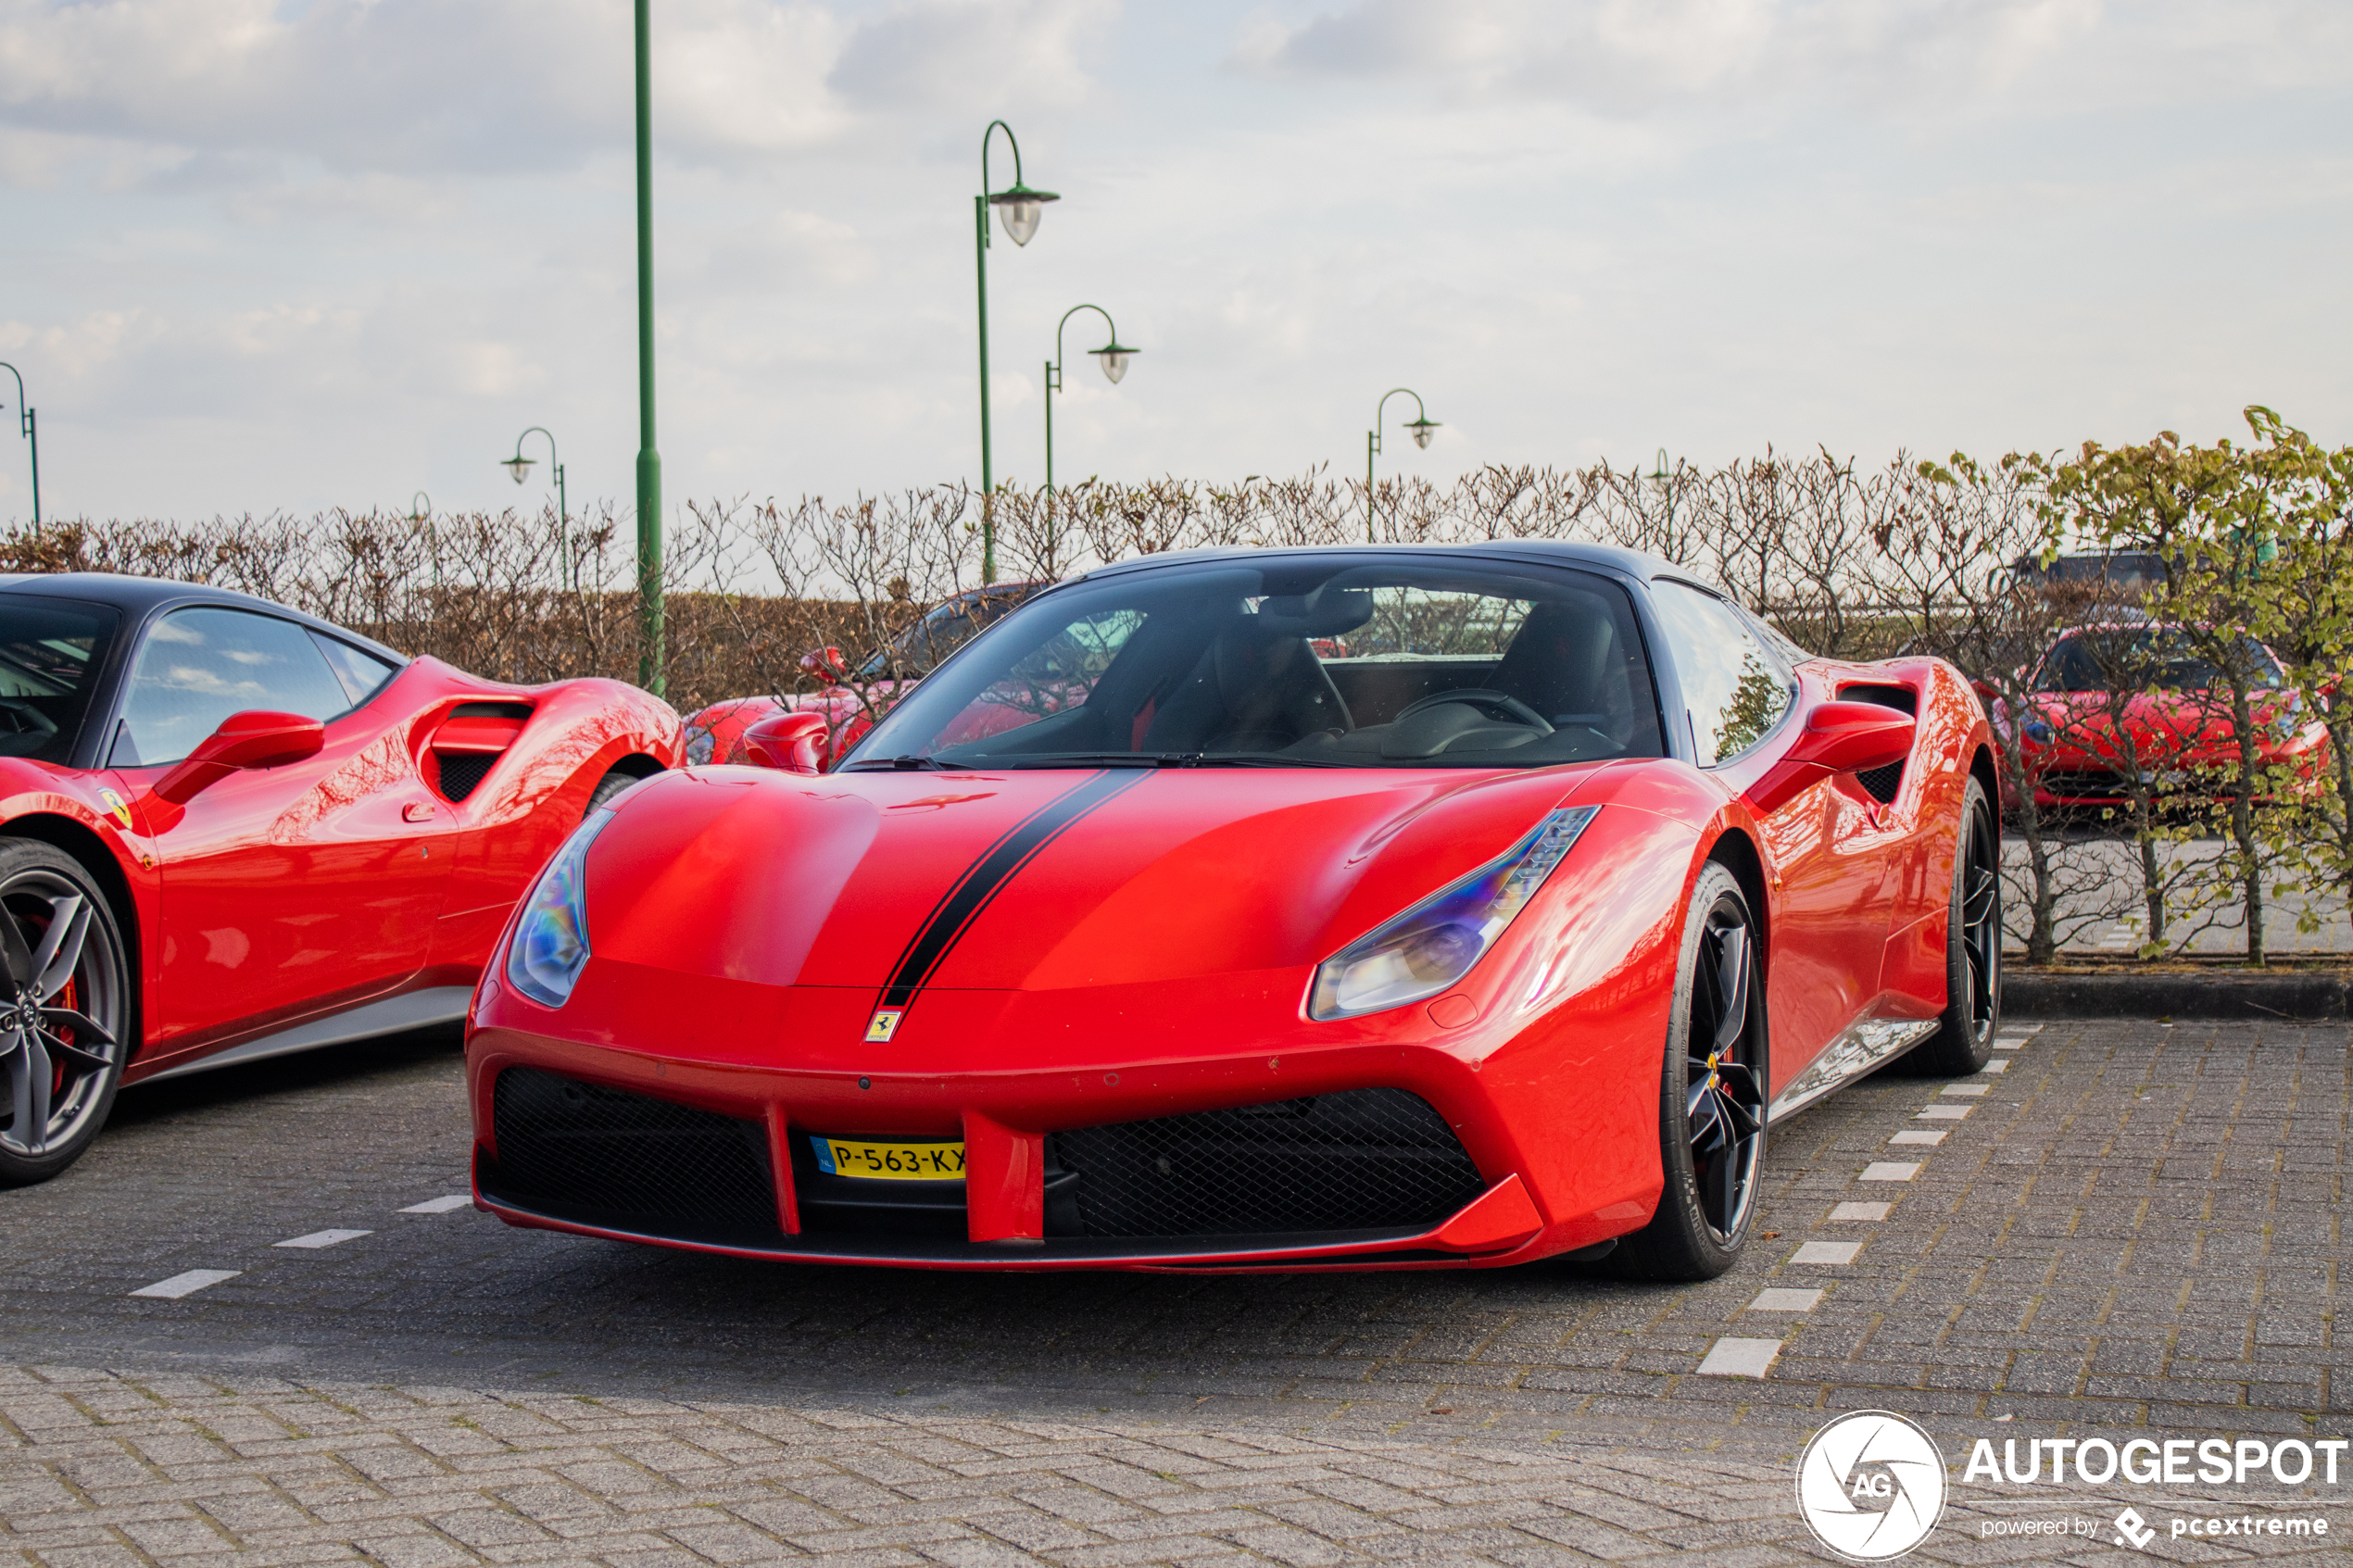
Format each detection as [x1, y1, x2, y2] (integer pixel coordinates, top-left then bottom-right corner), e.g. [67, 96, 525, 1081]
[1647, 580, 1890, 1097]
[107, 606, 454, 1059]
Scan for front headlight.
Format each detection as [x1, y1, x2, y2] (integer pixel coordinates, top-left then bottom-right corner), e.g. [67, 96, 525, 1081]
[1309, 806, 1600, 1021]
[504, 809, 615, 1008]
[2022, 718, 2055, 746]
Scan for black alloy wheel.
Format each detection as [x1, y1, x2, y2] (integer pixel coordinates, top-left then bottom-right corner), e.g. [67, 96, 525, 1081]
[1615, 861, 1768, 1281]
[0, 841, 130, 1186]
[1908, 774, 2001, 1076]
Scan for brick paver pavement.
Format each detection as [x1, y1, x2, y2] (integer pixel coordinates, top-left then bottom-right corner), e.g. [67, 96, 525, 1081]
[3, 1016, 2347, 1562]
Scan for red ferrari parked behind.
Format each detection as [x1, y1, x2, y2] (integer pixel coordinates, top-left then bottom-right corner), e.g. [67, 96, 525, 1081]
[469, 544, 1998, 1279]
[1992, 622, 2331, 811]
[0, 574, 680, 1185]
[683, 582, 1044, 771]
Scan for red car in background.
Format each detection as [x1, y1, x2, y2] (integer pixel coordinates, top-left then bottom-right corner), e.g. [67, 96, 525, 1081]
[684, 583, 1044, 772]
[471, 543, 2001, 1280]
[0, 573, 680, 1185]
[1992, 622, 2331, 811]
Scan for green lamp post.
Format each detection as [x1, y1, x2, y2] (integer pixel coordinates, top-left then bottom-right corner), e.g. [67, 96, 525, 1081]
[1044, 304, 1137, 495]
[1650, 447, 1672, 532]
[632, 0, 663, 692]
[505, 427, 572, 588]
[408, 492, 431, 522]
[0, 364, 37, 526]
[1365, 387, 1437, 542]
[975, 119, 1057, 583]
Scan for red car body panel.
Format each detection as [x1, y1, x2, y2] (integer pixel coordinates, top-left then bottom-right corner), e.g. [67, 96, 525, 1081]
[0, 599, 680, 1085]
[470, 558, 1994, 1273]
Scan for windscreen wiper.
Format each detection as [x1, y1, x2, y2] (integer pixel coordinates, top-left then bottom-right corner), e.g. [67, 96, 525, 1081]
[839, 755, 975, 771]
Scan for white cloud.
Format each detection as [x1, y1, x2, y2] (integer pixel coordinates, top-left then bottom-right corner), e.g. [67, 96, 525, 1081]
[1232, 0, 2350, 120]
[0, 0, 1107, 181]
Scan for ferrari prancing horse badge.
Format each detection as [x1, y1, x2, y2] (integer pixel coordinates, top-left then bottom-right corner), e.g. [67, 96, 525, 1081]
[865, 1009, 903, 1043]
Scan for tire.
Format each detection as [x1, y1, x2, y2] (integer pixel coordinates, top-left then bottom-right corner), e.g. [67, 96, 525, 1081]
[1903, 775, 2000, 1077]
[1613, 862, 1769, 1282]
[584, 769, 646, 820]
[0, 840, 132, 1187]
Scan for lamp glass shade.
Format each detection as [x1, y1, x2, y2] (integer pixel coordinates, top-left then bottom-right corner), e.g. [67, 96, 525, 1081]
[1407, 419, 1440, 450]
[998, 198, 1042, 246]
[988, 183, 1058, 247]
[505, 456, 534, 484]
[1094, 346, 1132, 384]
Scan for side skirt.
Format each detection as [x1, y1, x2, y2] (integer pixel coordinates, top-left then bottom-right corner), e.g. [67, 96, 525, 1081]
[134, 986, 473, 1085]
[1768, 1017, 1940, 1123]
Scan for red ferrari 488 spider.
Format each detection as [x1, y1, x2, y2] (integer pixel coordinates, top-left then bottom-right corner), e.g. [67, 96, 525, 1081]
[0, 574, 680, 1185]
[469, 543, 1999, 1279]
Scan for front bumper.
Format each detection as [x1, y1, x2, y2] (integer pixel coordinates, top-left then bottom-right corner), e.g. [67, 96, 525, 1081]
[466, 962, 1660, 1272]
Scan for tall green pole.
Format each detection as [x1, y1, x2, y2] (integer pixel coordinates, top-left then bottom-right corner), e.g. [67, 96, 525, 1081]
[975, 190, 993, 583]
[1365, 387, 1434, 543]
[633, 0, 664, 694]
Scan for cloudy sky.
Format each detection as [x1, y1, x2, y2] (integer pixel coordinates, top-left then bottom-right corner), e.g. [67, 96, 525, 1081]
[1, 0, 2347, 524]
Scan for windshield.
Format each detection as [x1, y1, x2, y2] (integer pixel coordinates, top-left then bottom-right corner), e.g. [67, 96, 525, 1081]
[0, 595, 120, 765]
[846, 558, 1665, 771]
[2037, 628, 2283, 694]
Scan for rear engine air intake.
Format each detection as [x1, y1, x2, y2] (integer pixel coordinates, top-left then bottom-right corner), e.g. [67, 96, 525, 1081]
[485, 1067, 782, 1245]
[1049, 1088, 1484, 1238]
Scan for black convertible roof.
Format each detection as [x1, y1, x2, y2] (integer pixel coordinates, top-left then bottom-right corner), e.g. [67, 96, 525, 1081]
[1066, 538, 1684, 590]
[0, 572, 409, 664]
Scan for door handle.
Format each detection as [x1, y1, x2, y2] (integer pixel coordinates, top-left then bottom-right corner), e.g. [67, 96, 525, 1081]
[402, 801, 435, 823]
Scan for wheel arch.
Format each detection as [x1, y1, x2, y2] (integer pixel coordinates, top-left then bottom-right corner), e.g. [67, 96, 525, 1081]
[0, 813, 142, 1054]
[1967, 743, 2000, 841]
[1701, 824, 1770, 979]
[600, 752, 667, 783]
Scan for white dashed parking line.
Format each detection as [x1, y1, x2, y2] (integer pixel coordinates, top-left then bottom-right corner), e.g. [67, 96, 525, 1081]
[1695, 1337, 1783, 1378]
[1917, 1104, 1970, 1120]
[399, 1196, 472, 1214]
[1890, 1130, 1945, 1146]
[1980, 1060, 2008, 1073]
[129, 1269, 241, 1299]
[274, 1229, 372, 1249]
[1792, 1240, 1861, 1265]
[1830, 1201, 1890, 1221]
[1862, 1161, 1921, 1181]
[1941, 1084, 1989, 1097]
[1747, 1287, 1824, 1311]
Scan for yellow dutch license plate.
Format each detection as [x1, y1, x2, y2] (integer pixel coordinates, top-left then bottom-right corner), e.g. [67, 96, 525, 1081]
[811, 1135, 966, 1182]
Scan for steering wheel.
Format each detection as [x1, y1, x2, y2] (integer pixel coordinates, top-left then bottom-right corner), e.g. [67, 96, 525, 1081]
[1392, 689, 1554, 734]
[0, 699, 57, 738]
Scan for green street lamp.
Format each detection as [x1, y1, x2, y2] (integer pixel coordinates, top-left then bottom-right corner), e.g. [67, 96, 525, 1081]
[505, 426, 572, 588]
[1649, 447, 1672, 531]
[1365, 387, 1437, 542]
[975, 118, 1058, 583]
[409, 492, 431, 522]
[1044, 304, 1137, 495]
[632, 0, 663, 692]
[0, 363, 37, 526]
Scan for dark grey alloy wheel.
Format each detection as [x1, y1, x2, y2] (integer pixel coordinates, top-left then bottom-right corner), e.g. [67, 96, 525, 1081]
[0, 842, 130, 1186]
[1906, 773, 2000, 1077]
[1615, 861, 1768, 1281]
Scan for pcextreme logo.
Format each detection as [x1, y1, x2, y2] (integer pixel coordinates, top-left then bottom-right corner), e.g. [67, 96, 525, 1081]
[1795, 1411, 1947, 1562]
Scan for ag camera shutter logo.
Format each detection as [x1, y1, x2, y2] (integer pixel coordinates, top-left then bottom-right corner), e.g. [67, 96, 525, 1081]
[1796, 1411, 1948, 1561]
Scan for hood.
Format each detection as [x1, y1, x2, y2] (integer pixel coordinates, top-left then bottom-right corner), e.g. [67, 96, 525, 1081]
[587, 763, 1612, 994]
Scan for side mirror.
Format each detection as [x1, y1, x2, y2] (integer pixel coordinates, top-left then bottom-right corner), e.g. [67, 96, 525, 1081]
[155, 710, 327, 804]
[799, 646, 847, 687]
[741, 711, 828, 775]
[1742, 701, 1916, 816]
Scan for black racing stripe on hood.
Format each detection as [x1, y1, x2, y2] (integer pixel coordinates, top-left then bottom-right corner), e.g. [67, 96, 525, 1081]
[874, 769, 1148, 1018]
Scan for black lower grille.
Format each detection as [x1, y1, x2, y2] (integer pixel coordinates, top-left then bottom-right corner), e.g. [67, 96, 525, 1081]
[1856, 761, 1904, 804]
[435, 750, 495, 802]
[486, 1067, 782, 1244]
[1049, 1089, 1485, 1238]
[2040, 768, 2128, 799]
